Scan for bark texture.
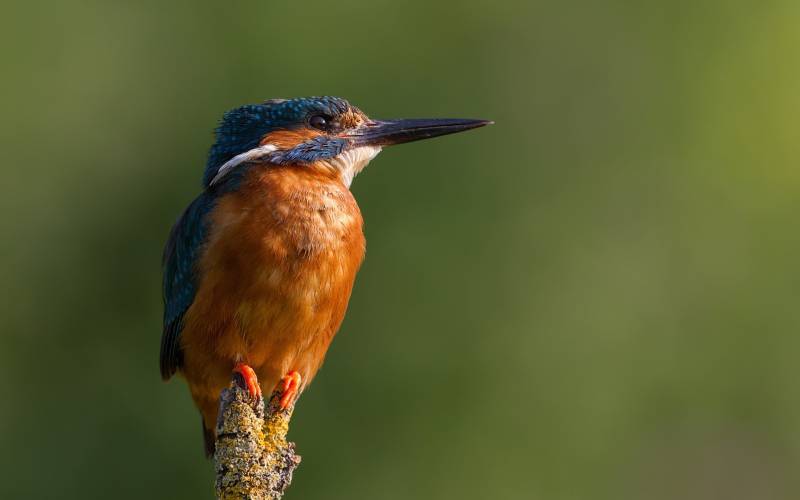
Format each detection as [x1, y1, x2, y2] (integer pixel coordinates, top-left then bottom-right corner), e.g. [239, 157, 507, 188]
[214, 375, 301, 499]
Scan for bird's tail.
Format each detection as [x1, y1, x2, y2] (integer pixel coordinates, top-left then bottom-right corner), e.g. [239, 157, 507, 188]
[202, 417, 215, 458]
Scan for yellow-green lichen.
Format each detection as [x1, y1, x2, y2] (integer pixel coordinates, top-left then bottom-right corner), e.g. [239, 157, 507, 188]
[214, 380, 300, 500]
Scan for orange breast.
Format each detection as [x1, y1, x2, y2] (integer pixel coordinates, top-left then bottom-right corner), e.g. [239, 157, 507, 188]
[180, 163, 365, 429]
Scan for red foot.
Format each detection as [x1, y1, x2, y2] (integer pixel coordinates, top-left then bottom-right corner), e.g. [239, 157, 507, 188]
[233, 363, 262, 400]
[278, 371, 302, 410]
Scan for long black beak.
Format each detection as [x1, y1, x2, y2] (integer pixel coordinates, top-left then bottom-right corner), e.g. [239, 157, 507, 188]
[348, 118, 492, 147]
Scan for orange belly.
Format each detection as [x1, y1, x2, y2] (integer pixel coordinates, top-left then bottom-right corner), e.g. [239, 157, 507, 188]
[180, 164, 365, 432]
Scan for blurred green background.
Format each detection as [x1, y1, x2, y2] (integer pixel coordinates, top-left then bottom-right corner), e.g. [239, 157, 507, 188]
[2, 0, 799, 498]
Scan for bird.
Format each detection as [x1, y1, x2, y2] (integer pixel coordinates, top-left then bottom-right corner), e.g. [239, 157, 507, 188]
[160, 96, 491, 456]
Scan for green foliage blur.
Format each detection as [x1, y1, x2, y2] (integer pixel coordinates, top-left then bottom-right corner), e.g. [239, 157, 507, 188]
[2, 1, 799, 498]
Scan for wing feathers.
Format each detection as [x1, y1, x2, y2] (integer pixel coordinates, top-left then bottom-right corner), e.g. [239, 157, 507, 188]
[160, 194, 214, 379]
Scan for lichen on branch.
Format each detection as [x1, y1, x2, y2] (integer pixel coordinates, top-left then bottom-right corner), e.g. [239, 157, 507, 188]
[214, 375, 301, 500]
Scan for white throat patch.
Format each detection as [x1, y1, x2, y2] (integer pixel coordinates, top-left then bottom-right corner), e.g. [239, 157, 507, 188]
[324, 145, 382, 187]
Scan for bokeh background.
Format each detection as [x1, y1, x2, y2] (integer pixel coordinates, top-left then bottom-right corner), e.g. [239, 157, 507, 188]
[2, 1, 799, 498]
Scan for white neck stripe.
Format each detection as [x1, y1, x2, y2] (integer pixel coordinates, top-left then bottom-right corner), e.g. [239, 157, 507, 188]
[209, 144, 278, 186]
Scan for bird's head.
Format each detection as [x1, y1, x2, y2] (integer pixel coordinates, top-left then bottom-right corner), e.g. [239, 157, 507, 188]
[204, 96, 491, 188]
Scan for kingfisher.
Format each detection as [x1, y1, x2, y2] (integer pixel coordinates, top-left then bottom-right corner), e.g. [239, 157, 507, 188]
[160, 96, 491, 455]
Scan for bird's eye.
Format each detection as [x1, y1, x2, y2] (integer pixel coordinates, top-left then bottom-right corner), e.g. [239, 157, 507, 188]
[309, 114, 331, 130]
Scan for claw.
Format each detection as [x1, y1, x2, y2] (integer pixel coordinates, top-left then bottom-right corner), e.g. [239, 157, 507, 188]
[278, 371, 302, 410]
[233, 363, 262, 400]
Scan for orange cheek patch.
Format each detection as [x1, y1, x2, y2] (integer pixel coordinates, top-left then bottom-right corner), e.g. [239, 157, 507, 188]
[337, 110, 367, 129]
[260, 129, 322, 149]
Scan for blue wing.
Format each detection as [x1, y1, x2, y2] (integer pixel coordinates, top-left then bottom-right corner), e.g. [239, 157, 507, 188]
[160, 193, 215, 380]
